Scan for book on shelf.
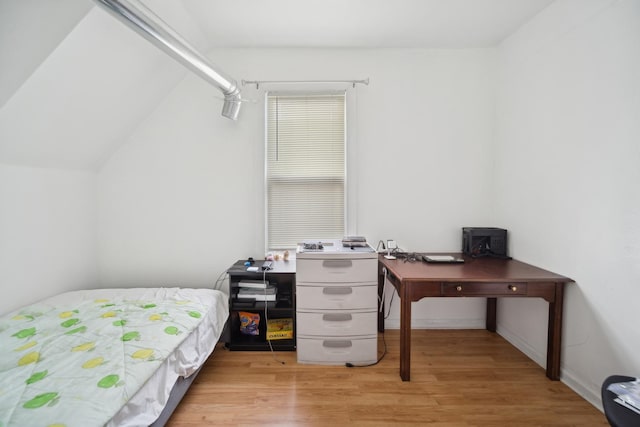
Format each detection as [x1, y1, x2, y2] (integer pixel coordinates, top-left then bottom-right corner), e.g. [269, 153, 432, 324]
[267, 318, 293, 340]
[237, 280, 270, 289]
[238, 285, 276, 295]
[238, 293, 276, 301]
[237, 286, 277, 301]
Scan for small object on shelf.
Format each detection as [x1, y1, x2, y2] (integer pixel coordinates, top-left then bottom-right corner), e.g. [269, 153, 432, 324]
[238, 285, 277, 301]
[238, 280, 269, 289]
[239, 312, 260, 336]
[342, 236, 368, 247]
[267, 318, 294, 340]
[238, 294, 276, 301]
[238, 285, 277, 294]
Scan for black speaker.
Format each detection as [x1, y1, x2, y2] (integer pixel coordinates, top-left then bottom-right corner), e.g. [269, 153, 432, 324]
[462, 227, 508, 258]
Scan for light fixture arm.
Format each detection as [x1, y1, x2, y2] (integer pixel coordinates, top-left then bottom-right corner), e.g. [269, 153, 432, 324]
[93, 0, 242, 120]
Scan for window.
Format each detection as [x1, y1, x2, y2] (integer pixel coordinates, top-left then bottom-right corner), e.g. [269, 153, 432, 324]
[266, 92, 346, 250]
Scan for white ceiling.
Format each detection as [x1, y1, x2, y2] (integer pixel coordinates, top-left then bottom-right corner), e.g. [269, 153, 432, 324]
[0, 0, 555, 171]
[0, 0, 555, 108]
[183, 0, 555, 48]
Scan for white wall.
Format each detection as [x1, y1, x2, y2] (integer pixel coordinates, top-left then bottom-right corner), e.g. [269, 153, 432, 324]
[494, 0, 640, 408]
[97, 74, 261, 289]
[0, 164, 97, 315]
[98, 48, 497, 325]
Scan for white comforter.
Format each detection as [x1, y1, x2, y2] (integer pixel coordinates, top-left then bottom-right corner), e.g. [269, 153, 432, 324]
[0, 287, 228, 427]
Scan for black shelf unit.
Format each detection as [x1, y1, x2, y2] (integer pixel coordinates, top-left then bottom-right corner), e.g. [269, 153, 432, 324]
[225, 259, 296, 351]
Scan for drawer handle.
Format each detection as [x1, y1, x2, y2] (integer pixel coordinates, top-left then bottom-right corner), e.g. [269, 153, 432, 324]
[509, 284, 518, 292]
[322, 340, 352, 348]
[322, 287, 353, 295]
[322, 313, 353, 322]
[322, 259, 353, 268]
[456, 285, 463, 292]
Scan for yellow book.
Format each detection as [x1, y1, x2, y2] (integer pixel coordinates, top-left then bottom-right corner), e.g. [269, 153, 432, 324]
[266, 318, 293, 340]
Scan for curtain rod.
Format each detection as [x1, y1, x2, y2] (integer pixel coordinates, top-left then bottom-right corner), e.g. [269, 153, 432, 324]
[241, 78, 369, 90]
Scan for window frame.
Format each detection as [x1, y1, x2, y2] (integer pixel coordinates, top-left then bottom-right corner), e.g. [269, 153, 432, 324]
[264, 89, 352, 251]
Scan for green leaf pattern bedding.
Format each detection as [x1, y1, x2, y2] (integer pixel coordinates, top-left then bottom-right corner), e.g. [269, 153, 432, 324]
[0, 288, 226, 427]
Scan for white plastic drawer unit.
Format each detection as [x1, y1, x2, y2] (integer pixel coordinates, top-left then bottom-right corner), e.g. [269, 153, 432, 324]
[296, 285, 377, 310]
[296, 258, 377, 284]
[295, 241, 378, 365]
[296, 310, 377, 337]
[297, 337, 378, 364]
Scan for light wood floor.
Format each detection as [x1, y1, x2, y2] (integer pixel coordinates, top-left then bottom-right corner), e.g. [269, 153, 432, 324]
[168, 329, 608, 426]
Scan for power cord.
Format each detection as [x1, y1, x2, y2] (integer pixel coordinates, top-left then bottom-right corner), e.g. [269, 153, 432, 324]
[213, 269, 229, 291]
[389, 250, 420, 263]
[263, 269, 285, 365]
[345, 333, 387, 368]
[385, 288, 396, 320]
[345, 270, 394, 368]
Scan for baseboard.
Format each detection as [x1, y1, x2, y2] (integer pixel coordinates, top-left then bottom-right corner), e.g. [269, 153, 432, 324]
[497, 324, 604, 413]
[561, 369, 604, 412]
[495, 324, 546, 367]
[383, 317, 485, 329]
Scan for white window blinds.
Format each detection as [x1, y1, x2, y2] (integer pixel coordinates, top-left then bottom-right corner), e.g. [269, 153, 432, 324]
[266, 92, 346, 249]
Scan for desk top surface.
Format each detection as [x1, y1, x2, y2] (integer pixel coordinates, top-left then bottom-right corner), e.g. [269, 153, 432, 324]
[379, 253, 572, 283]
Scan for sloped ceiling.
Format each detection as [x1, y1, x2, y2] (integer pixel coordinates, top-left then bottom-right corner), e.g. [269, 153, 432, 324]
[0, 0, 93, 108]
[0, 0, 554, 171]
[0, 0, 209, 171]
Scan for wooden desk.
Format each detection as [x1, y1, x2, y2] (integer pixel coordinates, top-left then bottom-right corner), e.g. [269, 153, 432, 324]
[377, 254, 573, 381]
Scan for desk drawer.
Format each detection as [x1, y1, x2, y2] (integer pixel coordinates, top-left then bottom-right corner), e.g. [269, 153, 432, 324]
[297, 258, 377, 283]
[441, 282, 527, 296]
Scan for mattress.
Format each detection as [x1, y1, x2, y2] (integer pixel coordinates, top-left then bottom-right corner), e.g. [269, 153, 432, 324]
[0, 287, 229, 427]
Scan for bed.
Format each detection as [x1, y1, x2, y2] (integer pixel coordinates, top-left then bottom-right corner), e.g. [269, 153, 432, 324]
[0, 287, 229, 427]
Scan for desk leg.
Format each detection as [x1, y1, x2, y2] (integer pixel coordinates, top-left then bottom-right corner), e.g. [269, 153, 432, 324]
[486, 298, 497, 332]
[546, 282, 565, 381]
[399, 287, 412, 381]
